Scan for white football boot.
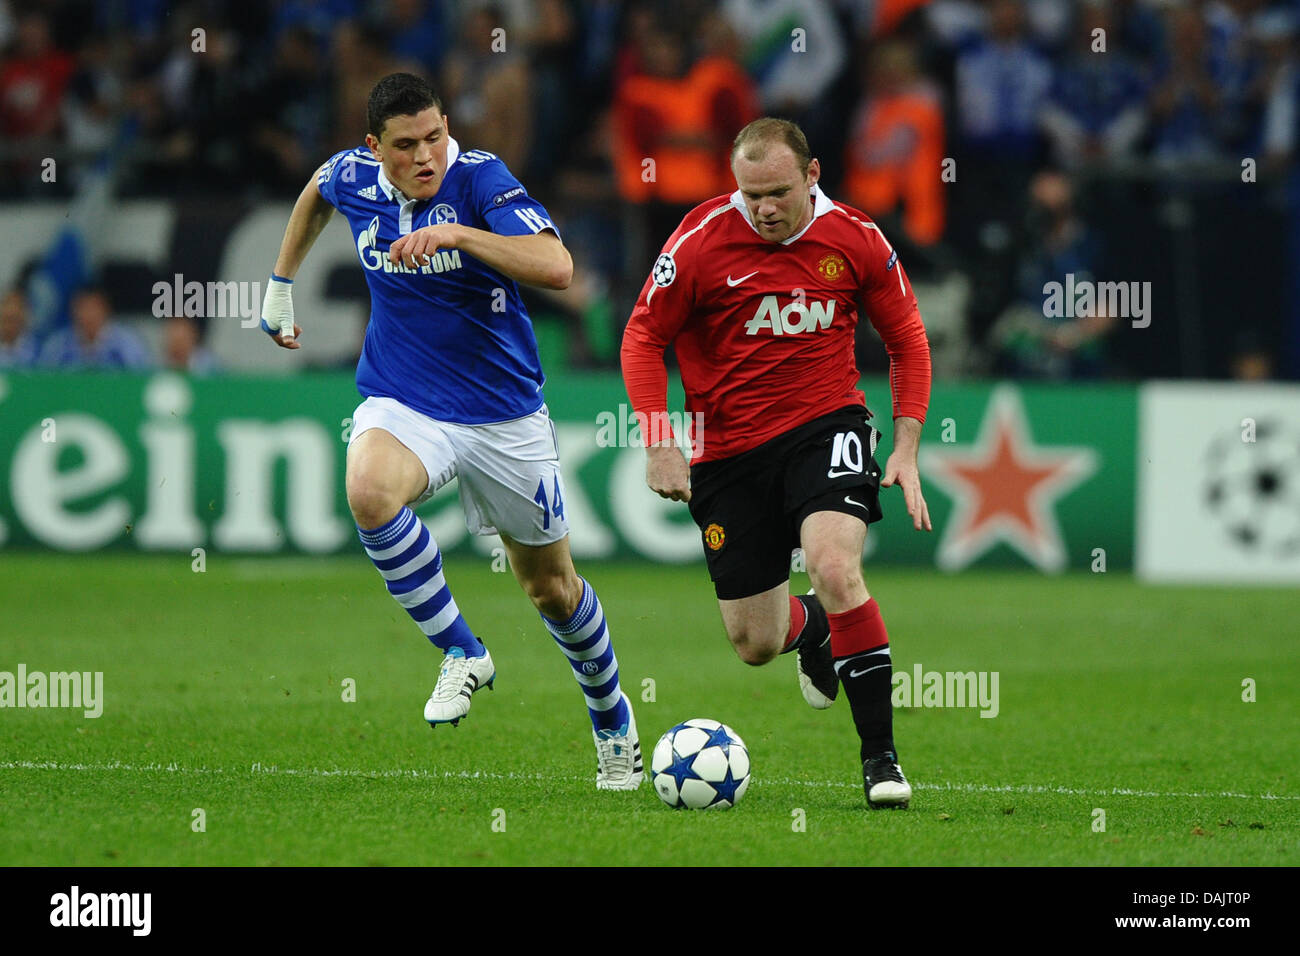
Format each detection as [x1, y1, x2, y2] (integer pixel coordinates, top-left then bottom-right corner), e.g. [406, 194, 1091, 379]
[424, 646, 495, 728]
[593, 691, 644, 790]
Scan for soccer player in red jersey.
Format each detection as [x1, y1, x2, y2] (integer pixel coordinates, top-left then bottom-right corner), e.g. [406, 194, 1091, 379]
[621, 118, 933, 808]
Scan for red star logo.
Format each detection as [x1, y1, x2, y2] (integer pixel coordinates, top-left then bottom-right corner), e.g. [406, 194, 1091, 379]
[921, 387, 1096, 571]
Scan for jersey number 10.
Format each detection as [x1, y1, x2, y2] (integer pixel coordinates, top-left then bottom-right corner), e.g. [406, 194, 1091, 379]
[827, 431, 865, 477]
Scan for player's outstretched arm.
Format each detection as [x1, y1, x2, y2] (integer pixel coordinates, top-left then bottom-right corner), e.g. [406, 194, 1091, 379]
[261, 169, 335, 349]
[880, 416, 932, 532]
[389, 225, 572, 290]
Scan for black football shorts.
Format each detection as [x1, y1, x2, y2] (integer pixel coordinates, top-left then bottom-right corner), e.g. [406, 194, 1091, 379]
[687, 404, 884, 600]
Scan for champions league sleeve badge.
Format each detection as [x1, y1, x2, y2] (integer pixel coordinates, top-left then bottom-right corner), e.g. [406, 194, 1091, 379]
[652, 252, 677, 288]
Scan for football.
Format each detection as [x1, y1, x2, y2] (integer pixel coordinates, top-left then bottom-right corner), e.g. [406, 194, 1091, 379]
[650, 718, 751, 810]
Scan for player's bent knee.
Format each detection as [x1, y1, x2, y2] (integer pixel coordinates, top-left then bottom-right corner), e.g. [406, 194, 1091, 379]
[735, 641, 779, 666]
[727, 627, 781, 666]
[521, 571, 580, 620]
[346, 476, 405, 530]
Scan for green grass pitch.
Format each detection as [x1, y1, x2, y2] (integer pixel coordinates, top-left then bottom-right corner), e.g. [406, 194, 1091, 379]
[0, 553, 1295, 866]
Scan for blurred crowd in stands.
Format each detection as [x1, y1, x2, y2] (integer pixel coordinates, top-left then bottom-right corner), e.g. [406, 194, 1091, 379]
[1, 0, 1297, 380]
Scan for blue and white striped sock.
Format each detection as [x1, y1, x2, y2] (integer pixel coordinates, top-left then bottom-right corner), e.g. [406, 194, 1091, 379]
[358, 507, 485, 657]
[541, 578, 630, 732]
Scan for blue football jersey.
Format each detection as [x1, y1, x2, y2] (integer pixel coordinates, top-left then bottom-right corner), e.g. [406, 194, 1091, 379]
[316, 138, 558, 424]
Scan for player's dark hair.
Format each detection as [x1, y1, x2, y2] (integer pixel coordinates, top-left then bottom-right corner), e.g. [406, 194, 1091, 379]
[367, 73, 443, 139]
[731, 118, 812, 174]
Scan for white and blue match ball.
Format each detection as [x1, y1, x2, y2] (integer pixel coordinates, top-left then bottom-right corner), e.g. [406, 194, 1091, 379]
[650, 718, 751, 810]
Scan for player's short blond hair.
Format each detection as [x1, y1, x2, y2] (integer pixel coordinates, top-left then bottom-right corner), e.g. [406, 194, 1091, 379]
[730, 118, 812, 175]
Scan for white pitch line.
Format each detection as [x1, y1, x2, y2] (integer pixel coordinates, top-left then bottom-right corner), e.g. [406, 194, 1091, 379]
[2, 760, 1296, 803]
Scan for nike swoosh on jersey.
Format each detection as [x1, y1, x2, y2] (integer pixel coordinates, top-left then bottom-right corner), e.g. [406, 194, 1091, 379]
[726, 271, 759, 287]
[844, 495, 867, 509]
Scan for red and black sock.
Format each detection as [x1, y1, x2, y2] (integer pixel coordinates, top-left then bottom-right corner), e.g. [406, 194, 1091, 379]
[828, 598, 895, 762]
[780, 595, 828, 654]
[780, 595, 807, 654]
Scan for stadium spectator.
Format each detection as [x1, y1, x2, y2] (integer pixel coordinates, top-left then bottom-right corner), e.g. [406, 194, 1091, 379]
[1111, 0, 1166, 66]
[247, 26, 335, 191]
[37, 287, 150, 370]
[331, 22, 423, 155]
[146, 20, 246, 185]
[61, 34, 123, 161]
[441, 4, 534, 172]
[720, 0, 849, 166]
[924, 0, 989, 49]
[382, 0, 449, 76]
[610, 2, 657, 88]
[842, 39, 946, 247]
[572, 0, 623, 92]
[1039, 1, 1149, 170]
[1229, 329, 1277, 380]
[0, 287, 36, 368]
[1148, 6, 1228, 166]
[947, 0, 1053, 255]
[1253, 8, 1298, 171]
[1021, 0, 1075, 50]
[952, 0, 1053, 164]
[694, 11, 761, 191]
[1205, 0, 1270, 150]
[0, 11, 75, 185]
[161, 315, 218, 375]
[613, 24, 757, 230]
[270, 0, 358, 45]
[523, 0, 582, 188]
[990, 171, 1113, 380]
[868, 0, 933, 39]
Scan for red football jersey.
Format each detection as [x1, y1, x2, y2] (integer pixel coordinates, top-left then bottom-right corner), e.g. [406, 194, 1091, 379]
[621, 185, 932, 463]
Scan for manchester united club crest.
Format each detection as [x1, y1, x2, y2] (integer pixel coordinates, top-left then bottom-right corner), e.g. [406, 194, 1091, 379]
[817, 252, 847, 281]
[704, 523, 726, 551]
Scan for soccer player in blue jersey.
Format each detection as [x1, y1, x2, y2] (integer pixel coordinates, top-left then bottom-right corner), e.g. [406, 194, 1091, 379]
[259, 73, 642, 790]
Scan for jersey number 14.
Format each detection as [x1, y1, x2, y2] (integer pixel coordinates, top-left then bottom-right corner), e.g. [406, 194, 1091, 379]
[534, 474, 566, 530]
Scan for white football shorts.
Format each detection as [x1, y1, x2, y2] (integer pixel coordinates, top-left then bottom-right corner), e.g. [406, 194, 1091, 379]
[349, 396, 570, 546]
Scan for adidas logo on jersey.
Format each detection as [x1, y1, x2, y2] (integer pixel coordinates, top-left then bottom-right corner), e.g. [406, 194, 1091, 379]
[744, 295, 836, 336]
[357, 184, 379, 200]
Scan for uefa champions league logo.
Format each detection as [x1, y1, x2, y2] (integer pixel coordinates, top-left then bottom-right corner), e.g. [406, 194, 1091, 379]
[651, 253, 676, 287]
[1204, 418, 1300, 556]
